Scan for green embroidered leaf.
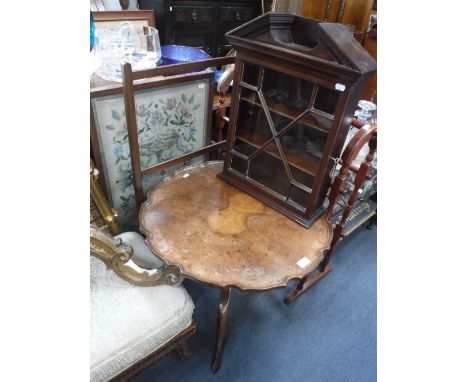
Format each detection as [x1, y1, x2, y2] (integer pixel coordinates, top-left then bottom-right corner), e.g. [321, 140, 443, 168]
[181, 94, 187, 103]
[105, 125, 115, 130]
[188, 94, 195, 103]
[193, 104, 201, 110]
[116, 157, 121, 164]
[112, 110, 121, 120]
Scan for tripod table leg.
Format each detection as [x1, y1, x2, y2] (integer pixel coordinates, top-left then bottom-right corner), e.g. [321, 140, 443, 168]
[211, 286, 231, 373]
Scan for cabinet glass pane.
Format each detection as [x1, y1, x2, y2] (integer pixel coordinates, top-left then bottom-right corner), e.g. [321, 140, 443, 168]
[231, 62, 340, 210]
[262, 68, 312, 115]
[233, 138, 257, 156]
[289, 184, 310, 208]
[242, 62, 261, 87]
[314, 86, 340, 115]
[249, 141, 290, 197]
[280, 116, 328, 184]
[231, 154, 247, 175]
[236, 86, 272, 145]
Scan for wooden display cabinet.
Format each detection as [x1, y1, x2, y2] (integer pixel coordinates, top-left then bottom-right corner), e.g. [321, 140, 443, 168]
[219, 13, 376, 227]
[138, 0, 261, 57]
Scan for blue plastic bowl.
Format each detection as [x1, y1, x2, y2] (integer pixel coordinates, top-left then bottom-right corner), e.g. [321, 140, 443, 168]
[160, 45, 211, 66]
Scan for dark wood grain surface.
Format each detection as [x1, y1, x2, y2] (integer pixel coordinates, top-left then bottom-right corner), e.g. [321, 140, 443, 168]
[140, 161, 332, 291]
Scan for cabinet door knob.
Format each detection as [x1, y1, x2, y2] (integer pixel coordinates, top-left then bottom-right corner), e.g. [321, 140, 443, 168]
[235, 11, 241, 21]
[192, 11, 198, 21]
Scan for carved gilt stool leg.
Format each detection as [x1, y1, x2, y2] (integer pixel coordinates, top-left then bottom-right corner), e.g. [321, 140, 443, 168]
[211, 287, 231, 373]
[176, 340, 192, 361]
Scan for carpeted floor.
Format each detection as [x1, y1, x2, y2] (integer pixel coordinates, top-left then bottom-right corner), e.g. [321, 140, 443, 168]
[134, 224, 377, 382]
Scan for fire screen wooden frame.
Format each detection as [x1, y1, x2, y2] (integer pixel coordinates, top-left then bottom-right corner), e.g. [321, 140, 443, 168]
[91, 71, 213, 230]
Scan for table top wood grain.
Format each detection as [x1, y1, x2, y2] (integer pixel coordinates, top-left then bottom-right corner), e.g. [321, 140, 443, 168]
[140, 161, 332, 291]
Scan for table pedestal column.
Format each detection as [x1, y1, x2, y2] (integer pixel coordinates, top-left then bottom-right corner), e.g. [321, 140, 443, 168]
[211, 287, 231, 373]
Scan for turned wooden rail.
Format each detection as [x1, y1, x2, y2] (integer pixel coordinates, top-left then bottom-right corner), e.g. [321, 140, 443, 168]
[319, 122, 377, 271]
[284, 121, 377, 304]
[215, 66, 235, 159]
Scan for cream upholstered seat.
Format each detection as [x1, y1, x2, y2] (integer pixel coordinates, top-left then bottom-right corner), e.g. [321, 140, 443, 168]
[90, 159, 197, 381]
[90, 231, 194, 382]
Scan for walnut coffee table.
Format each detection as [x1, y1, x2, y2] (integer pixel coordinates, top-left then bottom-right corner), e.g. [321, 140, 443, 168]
[140, 161, 332, 372]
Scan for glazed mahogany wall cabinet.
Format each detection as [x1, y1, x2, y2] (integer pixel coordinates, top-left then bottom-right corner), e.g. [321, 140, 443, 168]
[219, 13, 376, 227]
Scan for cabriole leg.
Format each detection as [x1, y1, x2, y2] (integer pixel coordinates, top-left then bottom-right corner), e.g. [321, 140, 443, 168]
[176, 340, 192, 361]
[211, 287, 231, 373]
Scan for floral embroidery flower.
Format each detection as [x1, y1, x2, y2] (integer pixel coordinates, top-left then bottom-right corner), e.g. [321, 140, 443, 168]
[108, 90, 203, 231]
[179, 104, 192, 119]
[115, 123, 128, 139]
[136, 103, 150, 118]
[113, 145, 123, 158]
[165, 97, 177, 111]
